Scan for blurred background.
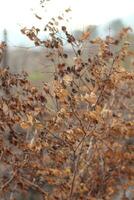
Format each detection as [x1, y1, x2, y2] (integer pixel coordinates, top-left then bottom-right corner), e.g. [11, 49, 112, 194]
[0, 0, 134, 83]
[0, 1, 134, 199]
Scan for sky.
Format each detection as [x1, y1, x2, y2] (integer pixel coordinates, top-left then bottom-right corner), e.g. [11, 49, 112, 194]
[0, 0, 134, 46]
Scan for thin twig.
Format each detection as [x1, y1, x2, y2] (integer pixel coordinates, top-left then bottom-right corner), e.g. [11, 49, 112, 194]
[0, 171, 16, 192]
[20, 177, 47, 195]
[68, 139, 84, 200]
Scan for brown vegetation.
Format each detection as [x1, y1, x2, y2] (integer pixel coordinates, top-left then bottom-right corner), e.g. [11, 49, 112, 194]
[0, 9, 134, 200]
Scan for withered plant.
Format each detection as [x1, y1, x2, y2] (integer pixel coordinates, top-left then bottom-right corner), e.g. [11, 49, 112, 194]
[0, 8, 134, 200]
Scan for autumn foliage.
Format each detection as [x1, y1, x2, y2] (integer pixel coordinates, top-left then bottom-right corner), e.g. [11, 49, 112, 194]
[0, 10, 134, 200]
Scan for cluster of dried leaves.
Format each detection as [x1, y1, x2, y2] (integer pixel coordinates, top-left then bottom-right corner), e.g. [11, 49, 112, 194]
[0, 11, 134, 200]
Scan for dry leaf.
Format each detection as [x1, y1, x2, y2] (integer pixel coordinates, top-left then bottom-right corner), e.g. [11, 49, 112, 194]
[80, 31, 90, 41]
[20, 122, 30, 129]
[63, 74, 73, 84]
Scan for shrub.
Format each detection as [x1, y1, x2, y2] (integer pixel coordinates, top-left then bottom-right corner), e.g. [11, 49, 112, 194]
[0, 10, 134, 200]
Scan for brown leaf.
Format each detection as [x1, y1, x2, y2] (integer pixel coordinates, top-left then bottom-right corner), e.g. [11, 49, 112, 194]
[2, 103, 9, 115]
[80, 31, 90, 41]
[20, 122, 30, 129]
